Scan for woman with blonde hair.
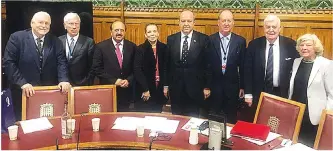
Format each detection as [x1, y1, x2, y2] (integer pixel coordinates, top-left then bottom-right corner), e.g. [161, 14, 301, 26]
[288, 34, 333, 147]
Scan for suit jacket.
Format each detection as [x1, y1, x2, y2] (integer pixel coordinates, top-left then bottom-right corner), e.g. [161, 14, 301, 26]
[288, 56, 333, 125]
[209, 32, 246, 101]
[59, 34, 95, 86]
[134, 40, 167, 103]
[244, 36, 299, 104]
[3, 29, 68, 89]
[164, 30, 212, 101]
[91, 38, 137, 102]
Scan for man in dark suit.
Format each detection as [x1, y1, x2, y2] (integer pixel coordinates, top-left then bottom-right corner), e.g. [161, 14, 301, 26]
[244, 14, 299, 121]
[163, 11, 212, 117]
[134, 23, 167, 113]
[59, 13, 95, 86]
[91, 21, 137, 112]
[3, 11, 70, 121]
[209, 10, 246, 124]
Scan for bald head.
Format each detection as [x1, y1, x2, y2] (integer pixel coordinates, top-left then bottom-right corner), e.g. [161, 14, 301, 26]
[31, 11, 51, 38]
[179, 10, 195, 35]
[218, 10, 234, 36]
[264, 14, 281, 43]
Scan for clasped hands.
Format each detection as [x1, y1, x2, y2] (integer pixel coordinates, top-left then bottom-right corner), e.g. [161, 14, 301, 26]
[163, 87, 211, 100]
[21, 82, 71, 97]
[115, 79, 129, 88]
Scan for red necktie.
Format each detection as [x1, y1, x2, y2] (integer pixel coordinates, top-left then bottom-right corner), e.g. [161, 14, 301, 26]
[153, 47, 159, 86]
[115, 43, 122, 69]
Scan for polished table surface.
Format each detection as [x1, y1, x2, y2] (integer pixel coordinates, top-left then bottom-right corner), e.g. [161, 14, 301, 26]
[1, 112, 282, 150]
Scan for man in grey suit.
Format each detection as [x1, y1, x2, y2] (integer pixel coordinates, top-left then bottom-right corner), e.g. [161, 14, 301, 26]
[59, 12, 95, 86]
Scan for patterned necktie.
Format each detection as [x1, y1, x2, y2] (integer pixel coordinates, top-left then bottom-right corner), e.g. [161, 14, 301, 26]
[36, 38, 43, 55]
[153, 47, 159, 86]
[181, 35, 189, 64]
[69, 37, 75, 59]
[115, 42, 123, 69]
[265, 44, 274, 90]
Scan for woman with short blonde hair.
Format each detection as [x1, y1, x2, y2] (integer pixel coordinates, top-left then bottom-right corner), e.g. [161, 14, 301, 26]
[289, 34, 333, 147]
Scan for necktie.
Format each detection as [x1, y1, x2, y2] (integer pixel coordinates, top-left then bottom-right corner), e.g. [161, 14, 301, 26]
[153, 47, 159, 86]
[115, 43, 122, 69]
[68, 37, 75, 59]
[265, 44, 274, 90]
[221, 36, 229, 74]
[181, 35, 189, 64]
[36, 38, 43, 55]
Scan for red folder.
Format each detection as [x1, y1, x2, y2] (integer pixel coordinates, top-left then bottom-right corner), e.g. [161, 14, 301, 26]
[230, 121, 270, 141]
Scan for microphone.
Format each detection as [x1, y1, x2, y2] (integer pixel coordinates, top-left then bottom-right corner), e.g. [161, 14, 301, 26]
[148, 130, 158, 150]
[76, 112, 87, 150]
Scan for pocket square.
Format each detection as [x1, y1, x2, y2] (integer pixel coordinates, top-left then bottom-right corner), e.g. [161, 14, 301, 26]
[285, 58, 292, 60]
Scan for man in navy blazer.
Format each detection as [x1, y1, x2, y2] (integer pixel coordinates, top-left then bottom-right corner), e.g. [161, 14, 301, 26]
[209, 10, 246, 124]
[244, 14, 299, 121]
[3, 11, 70, 121]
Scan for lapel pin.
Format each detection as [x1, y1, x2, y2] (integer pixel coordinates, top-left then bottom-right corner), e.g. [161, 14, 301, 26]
[194, 40, 196, 43]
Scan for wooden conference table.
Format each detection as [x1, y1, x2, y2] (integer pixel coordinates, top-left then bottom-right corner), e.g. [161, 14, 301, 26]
[1, 112, 282, 150]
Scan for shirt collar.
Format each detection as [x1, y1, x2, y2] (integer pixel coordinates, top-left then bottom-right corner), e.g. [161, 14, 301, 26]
[32, 30, 45, 42]
[181, 30, 193, 39]
[67, 33, 79, 42]
[266, 36, 280, 47]
[112, 38, 124, 46]
[219, 32, 231, 40]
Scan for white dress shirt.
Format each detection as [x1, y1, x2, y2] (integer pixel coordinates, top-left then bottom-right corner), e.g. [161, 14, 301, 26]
[112, 38, 124, 59]
[219, 32, 231, 73]
[66, 33, 79, 59]
[265, 38, 280, 87]
[180, 31, 193, 59]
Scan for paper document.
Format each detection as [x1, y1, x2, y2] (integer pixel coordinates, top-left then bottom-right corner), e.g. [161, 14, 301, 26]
[233, 132, 281, 145]
[273, 143, 315, 151]
[112, 116, 179, 133]
[20, 117, 53, 134]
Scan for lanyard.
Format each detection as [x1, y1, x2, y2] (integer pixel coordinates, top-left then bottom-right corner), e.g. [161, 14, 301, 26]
[219, 37, 230, 61]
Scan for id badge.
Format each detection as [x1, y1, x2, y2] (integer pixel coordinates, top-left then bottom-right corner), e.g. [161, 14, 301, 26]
[156, 76, 160, 82]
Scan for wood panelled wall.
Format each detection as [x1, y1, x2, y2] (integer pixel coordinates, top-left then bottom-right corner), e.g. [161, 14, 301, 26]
[93, 7, 333, 59]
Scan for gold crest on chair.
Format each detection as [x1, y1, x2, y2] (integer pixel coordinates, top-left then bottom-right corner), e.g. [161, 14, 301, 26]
[267, 116, 280, 133]
[89, 103, 101, 113]
[40, 103, 54, 117]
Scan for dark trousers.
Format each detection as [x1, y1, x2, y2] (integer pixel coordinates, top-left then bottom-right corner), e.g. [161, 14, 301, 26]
[298, 112, 318, 147]
[10, 88, 22, 121]
[116, 87, 132, 112]
[135, 100, 163, 113]
[170, 85, 200, 117]
[211, 88, 238, 124]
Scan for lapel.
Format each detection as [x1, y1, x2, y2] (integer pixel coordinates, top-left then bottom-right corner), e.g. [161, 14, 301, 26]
[188, 31, 200, 62]
[213, 33, 222, 62]
[289, 58, 301, 99]
[173, 32, 181, 62]
[259, 37, 267, 70]
[72, 35, 84, 58]
[42, 34, 51, 68]
[308, 57, 321, 87]
[107, 39, 120, 69]
[279, 36, 287, 78]
[227, 33, 236, 63]
[122, 40, 131, 69]
[27, 31, 41, 69]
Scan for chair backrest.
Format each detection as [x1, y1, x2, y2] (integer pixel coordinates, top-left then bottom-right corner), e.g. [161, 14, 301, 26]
[69, 85, 117, 115]
[314, 109, 333, 150]
[22, 86, 69, 120]
[253, 92, 305, 143]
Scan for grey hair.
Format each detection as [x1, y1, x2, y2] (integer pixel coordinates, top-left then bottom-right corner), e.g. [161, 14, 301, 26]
[64, 12, 81, 23]
[296, 34, 324, 56]
[264, 14, 281, 27]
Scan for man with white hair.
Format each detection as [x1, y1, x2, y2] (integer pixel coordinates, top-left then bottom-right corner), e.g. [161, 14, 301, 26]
[243, 14, 299, 121]
[3, 11, 70, 121]
[59, 12, 95, 86]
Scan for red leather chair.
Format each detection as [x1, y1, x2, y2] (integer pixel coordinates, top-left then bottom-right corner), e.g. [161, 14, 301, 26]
[22, 86, 69, 120]
[253, 92, 305, 143]
[314, 109, 333, 150]
[69, 85, 117, 115]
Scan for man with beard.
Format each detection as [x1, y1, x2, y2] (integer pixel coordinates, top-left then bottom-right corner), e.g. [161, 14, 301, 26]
[91, 21, 137, 112]
[3, 11, 70, 121]
[134, 23, 167, 113]
[209, 10, 246, 124]
[59, 13, 95, 86]
[163, 10, 212, 117]
[244, 14, 299, 121]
